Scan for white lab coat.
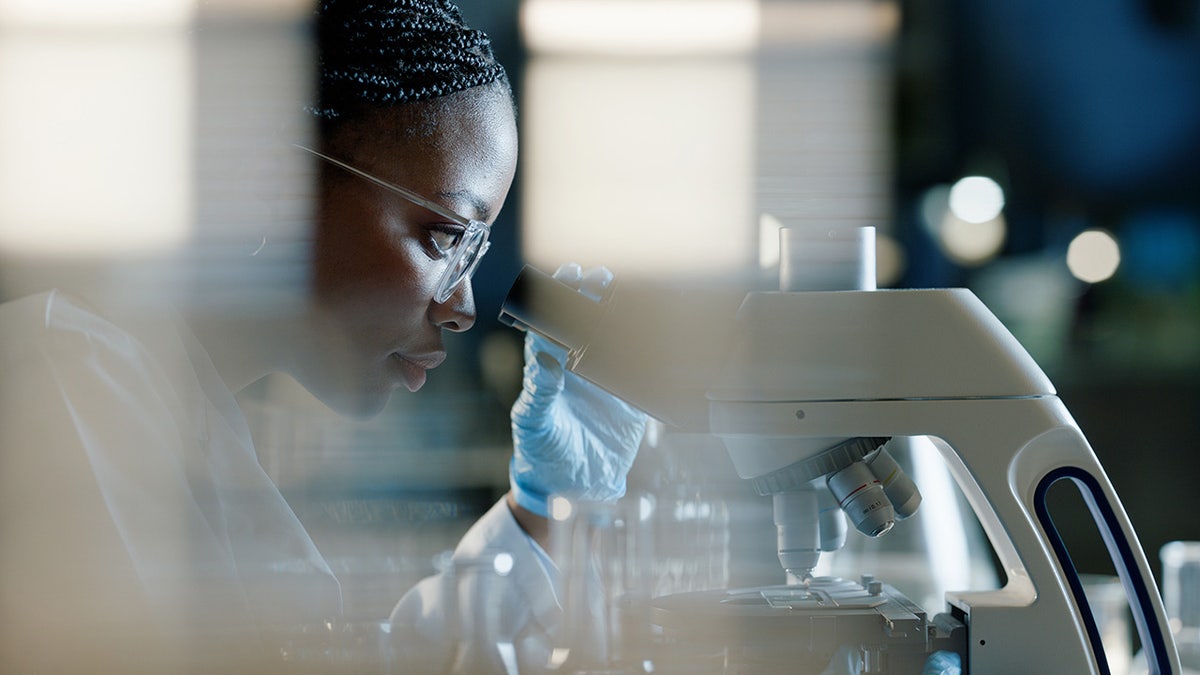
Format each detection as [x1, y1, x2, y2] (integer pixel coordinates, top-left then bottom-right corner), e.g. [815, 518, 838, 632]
[389, 499, 561, 673]
[0, 290, 557, 673]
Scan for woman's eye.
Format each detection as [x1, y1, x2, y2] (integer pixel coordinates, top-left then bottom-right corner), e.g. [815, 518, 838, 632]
[427, 226, 463, 257]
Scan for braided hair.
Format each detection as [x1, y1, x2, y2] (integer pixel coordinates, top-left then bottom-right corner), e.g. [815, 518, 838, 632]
[310, 0, 511, 139]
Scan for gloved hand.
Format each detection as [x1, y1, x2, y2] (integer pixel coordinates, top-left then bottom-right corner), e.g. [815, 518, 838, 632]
[921, 651, 962, 675]
[509, 263, 649, 519]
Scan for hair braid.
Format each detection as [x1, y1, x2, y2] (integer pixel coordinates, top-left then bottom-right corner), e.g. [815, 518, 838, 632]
[310, 0, 510, 131]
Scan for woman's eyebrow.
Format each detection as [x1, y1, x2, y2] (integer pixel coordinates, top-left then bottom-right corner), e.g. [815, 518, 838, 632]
[437, 190, 492, 222]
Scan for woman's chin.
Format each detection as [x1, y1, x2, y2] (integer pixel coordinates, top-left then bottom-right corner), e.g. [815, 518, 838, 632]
[319, 384, 396, 420]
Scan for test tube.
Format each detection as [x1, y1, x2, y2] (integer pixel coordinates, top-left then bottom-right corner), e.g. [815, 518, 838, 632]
[1161, 541, 1200, 670]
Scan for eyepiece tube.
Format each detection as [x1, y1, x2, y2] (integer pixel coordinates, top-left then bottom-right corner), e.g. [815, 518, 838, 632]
[498, 265, 608, 352]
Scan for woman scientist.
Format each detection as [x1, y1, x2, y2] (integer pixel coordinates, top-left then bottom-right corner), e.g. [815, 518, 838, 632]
[0, 0, 644, 671]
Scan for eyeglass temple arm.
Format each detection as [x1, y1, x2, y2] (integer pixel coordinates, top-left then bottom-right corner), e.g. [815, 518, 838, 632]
[293, 144, 475, 228]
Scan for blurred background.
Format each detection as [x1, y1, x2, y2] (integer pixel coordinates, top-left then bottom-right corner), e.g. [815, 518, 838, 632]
[1, 0, 1198, 624]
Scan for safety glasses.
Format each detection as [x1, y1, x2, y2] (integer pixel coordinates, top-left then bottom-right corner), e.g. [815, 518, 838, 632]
[295, 144, 492, 304]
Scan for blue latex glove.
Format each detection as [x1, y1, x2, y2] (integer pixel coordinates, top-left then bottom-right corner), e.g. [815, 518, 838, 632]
[921, 651, 962, 675]
[509, 263, 649, 518]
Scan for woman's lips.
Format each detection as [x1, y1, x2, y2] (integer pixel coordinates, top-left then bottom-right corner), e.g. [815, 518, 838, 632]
[390, 351, 446, 392]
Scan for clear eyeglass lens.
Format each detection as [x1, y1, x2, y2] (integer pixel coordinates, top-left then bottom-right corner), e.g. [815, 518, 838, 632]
[434, 221, 490, 304]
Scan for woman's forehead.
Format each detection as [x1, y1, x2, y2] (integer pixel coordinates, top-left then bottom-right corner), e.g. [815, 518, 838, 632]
[320, 92, 517, 224]
[340, 88, 516, 183]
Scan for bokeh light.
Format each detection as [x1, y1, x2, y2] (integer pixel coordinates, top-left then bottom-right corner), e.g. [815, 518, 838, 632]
[919, 181, 1006, 266]
[948, 175, 1005, 224]
[940, 212, 1007, 266]
[1067, 229, 1121, 283]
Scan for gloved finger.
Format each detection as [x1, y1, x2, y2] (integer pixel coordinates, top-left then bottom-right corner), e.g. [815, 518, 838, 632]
[552, 262, 583, 287]
[525, 330, 568, 367]
[578, 266, 614, 302]
[513, 349, 567, 426]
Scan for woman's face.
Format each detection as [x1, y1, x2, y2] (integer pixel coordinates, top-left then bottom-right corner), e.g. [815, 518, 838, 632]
[304, 84, 518, 417]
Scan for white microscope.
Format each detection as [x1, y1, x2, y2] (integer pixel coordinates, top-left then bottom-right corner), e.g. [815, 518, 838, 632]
[499, 228, 1180, 674]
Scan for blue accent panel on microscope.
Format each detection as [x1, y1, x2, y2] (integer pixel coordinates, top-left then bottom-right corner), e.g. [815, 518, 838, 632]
[1034, 467, 1172, 675]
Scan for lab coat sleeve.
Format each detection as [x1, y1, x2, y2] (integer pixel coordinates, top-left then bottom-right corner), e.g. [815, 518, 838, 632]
[0, 291, 198, 668]
[389, 497, 561, 674]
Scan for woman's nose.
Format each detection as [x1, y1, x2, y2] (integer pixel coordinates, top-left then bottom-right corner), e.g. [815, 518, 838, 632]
[431, 279, 477, 332]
